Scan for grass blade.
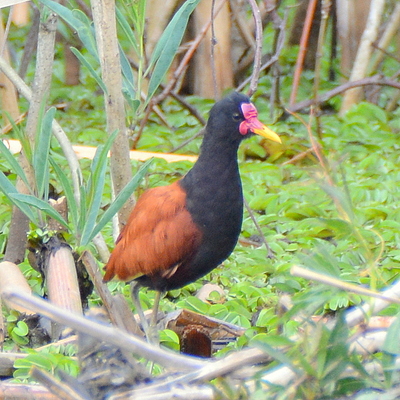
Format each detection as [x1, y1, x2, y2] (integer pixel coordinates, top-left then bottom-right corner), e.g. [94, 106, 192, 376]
[146, 0, 200, 100]
[49, 156, 78, 229]
[80, 130, 118, 246]
[39, 0, 98, 57]
[0, 140, 30, 189]
[70, 48, 107, 94]
[34, 107, 55, 200]
[9, 193, 68, 228]
[0, 172, 38, 224]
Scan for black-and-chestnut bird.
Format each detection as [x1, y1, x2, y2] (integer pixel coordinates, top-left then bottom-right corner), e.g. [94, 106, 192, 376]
[103, 92, 281, 339]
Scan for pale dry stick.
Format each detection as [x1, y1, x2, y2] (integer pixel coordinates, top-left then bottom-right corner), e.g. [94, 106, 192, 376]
[340, 0, 386, 114]
[4, 11, 58, 263]
[0, 260, 33, 315]
[90, 0, 134, 227]
[291, 265, 400, 306]
[282, 148, 314, 166]
[0, 382, 58, 400]
[110, 385, 214, 400]
[122, 347, 271, 397]
[210, 0, 219, 100]
[0, 5, 13, 56]
[344, 278, 400, 328]
[368, 2, 400, 73]
[2, 289, 206, 370]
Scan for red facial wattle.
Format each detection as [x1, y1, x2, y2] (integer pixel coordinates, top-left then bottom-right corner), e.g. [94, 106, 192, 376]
[239, 103, 258, 135]
[239, 102, 281, 143]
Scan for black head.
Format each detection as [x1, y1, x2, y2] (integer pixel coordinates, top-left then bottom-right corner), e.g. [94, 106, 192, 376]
[205, 92, 281, 145]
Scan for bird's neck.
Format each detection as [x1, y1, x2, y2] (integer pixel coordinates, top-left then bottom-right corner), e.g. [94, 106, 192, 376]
[190, 134, 241, 177]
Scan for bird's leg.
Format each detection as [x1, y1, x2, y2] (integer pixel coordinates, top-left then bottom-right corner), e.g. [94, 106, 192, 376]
[130, 281, 151, 339]
[130, 282, 161, 346]
[147, 290, 163, 345]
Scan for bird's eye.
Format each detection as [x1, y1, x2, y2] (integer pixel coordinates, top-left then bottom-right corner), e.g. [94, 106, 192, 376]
[232, 113, 242, 121]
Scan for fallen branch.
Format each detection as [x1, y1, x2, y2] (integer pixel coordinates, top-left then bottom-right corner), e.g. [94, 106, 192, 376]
[0, 382, 57, 399]
[2, 289, 206, 371]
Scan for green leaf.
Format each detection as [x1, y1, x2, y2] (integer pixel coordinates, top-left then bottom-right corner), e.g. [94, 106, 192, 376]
[14, 353, 52, 371]
[80, 130, 119, 246]
[159, 329, 180, 351]
[49, 157, 78, 228]
[39, 0, 98, 57]
[82, 157, 153, 246]
[0, 172, 38, 224]
[0, 139, 30, 189]
[9, 193, 68, 228]
[383, 312, 400, 355]
[250, 333, 293, 347]
[116, 7, 139, 55]
[146, 0, 200, 100]
[4, 111, 33, 163]
[120, 45, 136, 101]
[13, 321, 29, 337]
[253, 340, 298, 372]
[70, 48, 107, 94]
[181, 296, 209, 314]
[34, 107, 55, 199]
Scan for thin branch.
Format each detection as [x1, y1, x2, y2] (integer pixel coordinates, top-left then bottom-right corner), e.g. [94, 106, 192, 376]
[368, 2, 400, 73]
[152, 0, 228, 105]
[312, 0, 331, 139]
[246, 0, 264, 96]
[170, 128, 205, 153]
[289, 0, 318, 106]
[244, 197, 274, 258]
[288, 76, 400, 113]
[236, 10, 286, 93]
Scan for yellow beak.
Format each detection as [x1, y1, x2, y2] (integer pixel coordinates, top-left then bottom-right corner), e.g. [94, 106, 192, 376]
[253, 125, 282, 144]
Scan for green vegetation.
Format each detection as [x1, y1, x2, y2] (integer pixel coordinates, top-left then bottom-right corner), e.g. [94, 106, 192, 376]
[1, 0, 400, 398]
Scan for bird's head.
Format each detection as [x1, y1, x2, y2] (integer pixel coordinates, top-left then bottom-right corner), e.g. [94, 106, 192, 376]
[207, 92, 281, 144]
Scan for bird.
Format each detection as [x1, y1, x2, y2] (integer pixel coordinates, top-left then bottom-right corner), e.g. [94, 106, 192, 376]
[103, 92, 281, 342]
